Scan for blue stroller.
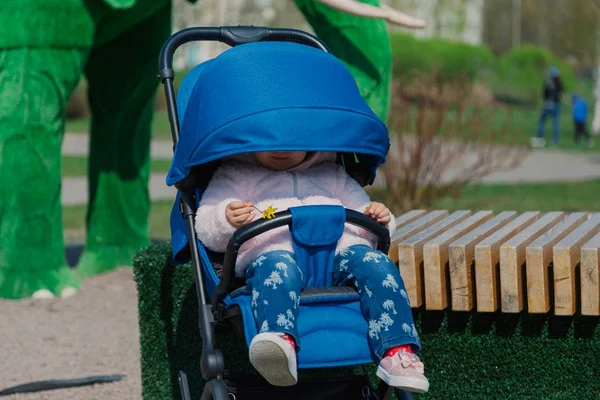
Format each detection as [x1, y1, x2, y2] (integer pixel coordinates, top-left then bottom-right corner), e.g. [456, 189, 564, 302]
[160, 26, 412, 400]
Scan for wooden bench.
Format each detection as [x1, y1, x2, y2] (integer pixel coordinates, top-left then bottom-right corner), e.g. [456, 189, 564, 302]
[389, 210, 600, 316]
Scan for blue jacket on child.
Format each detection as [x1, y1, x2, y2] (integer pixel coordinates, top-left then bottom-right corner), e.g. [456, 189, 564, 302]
[572, 94, 588, 123]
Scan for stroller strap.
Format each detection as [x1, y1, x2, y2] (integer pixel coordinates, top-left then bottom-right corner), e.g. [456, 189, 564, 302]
[289, 205, 345, 287]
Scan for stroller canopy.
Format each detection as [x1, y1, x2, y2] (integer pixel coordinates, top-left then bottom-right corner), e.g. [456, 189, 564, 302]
[167, 41, 390, 187]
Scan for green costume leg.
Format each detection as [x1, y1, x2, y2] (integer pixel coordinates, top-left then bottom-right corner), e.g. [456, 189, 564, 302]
[295, 0, 392, 123]
[76, 4, 171, 276]
[0, 48, 87, 298]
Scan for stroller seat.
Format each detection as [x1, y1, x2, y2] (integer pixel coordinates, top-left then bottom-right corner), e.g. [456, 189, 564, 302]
[174, 198, 386, 369]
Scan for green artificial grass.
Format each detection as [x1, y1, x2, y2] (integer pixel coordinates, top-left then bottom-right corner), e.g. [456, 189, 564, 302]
[134, 242, 600, 400]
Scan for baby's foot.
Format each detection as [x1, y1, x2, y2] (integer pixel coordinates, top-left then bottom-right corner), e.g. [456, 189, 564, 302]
[249, 332, 297, 387]
[377, 350, 429, 393]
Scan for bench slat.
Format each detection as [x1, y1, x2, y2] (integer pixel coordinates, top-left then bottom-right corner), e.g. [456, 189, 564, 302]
[526, 212, 588, 313]
[389, 210, 448, 264]
[497, 212, 565, 313]
[449, 211, 517, 311]
[581, 231, 600, 316]
[553, 213, 600, 315]
[394, 210, 428, 230]
[474, 211, 540, 312]
[423, 211, 494, 310]
[398, 210, 472, 308]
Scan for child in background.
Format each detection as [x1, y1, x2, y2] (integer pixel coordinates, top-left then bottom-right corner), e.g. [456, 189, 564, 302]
[571, 94, 595, 148]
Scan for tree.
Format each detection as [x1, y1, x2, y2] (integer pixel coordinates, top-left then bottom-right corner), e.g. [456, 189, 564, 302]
[593, 60, 600, 135]
[483, 0, 600, 65]
[591, 2, 600, 135]
[380, 74, 527, 213]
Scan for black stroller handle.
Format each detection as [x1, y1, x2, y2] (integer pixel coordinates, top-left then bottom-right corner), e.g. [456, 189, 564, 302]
[157, 26, 331, 149]
[212, 208, 391, 309]
[159, 26, 330, 72]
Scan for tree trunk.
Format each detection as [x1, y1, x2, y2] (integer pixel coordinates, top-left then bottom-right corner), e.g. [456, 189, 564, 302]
[593, 32, 600, 136]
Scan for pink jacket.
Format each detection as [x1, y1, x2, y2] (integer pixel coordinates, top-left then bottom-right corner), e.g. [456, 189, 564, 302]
[195, 153, 396, 276]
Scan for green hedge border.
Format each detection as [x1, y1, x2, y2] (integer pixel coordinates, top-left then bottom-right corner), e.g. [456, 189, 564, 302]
[134, 242, 599, 400]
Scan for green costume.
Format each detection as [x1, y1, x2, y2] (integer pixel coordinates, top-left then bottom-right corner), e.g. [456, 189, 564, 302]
[77, 0, 172, 278]
[0, 0, 392, 299]
[0, 0, 171, 299]
[295, 0, 392, 123]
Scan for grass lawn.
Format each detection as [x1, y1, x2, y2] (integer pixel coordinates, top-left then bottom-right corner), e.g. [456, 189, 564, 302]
[411, 101, 598, 153]
[395, 77, 598, 152]
[65, 79, 599, 152]
[63, 200, 174, 242]
[499, 105, 598, 152]
[66, 109, 174, 140]
[62, 180, 600, 243]
[64, 70, 600, 155]
[476, 77, 598, 152]
[68, 106, 598, 152]
[62, 156, 172, 177]
[431, 180, 600, 212]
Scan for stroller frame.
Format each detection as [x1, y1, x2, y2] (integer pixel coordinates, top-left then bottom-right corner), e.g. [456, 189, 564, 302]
[158, 26, 413, 400]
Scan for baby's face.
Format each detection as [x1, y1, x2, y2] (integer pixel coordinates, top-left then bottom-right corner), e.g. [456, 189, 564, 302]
[253, 151, 308, 171]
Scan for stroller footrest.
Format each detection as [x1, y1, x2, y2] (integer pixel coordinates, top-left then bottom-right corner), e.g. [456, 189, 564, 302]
[226, 285, 376, 368]
[230, 285, 359, 304]
[299, 286, 359, 304]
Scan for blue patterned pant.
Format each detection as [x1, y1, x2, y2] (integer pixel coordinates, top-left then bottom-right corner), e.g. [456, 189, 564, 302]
[245, 244, 421, 359]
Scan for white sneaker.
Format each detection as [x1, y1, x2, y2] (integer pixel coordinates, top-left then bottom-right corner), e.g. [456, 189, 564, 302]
[588, 138, 595, 148]
[249, 332, 297, 386]
[60, 286, 78, 299]
[31, 289, 55, 299]
[530, 137, 546, 148]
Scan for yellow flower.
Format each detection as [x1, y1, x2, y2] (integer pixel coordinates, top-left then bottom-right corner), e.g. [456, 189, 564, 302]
[262, 205, 278, 220]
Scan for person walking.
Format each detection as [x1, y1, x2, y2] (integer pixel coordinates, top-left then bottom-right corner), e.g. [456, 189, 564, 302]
[531, 66, 564, 147]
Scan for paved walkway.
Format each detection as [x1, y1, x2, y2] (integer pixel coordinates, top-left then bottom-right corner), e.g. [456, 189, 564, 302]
[479, 150, 600, 184]
[61, 133, 600, 206]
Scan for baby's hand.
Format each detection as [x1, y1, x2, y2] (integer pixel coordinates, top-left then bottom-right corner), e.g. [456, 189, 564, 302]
[226, 201, 255, 228]
[364, 202, 391, 226]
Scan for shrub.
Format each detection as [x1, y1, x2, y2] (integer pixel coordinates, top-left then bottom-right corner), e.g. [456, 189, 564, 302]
[390, 33, 495, 84]
[380, 75, 527, 213]
[494, 45, 576, 106]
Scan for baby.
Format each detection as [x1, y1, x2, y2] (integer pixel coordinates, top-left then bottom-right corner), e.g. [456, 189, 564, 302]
[196, 150, 429, 393]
